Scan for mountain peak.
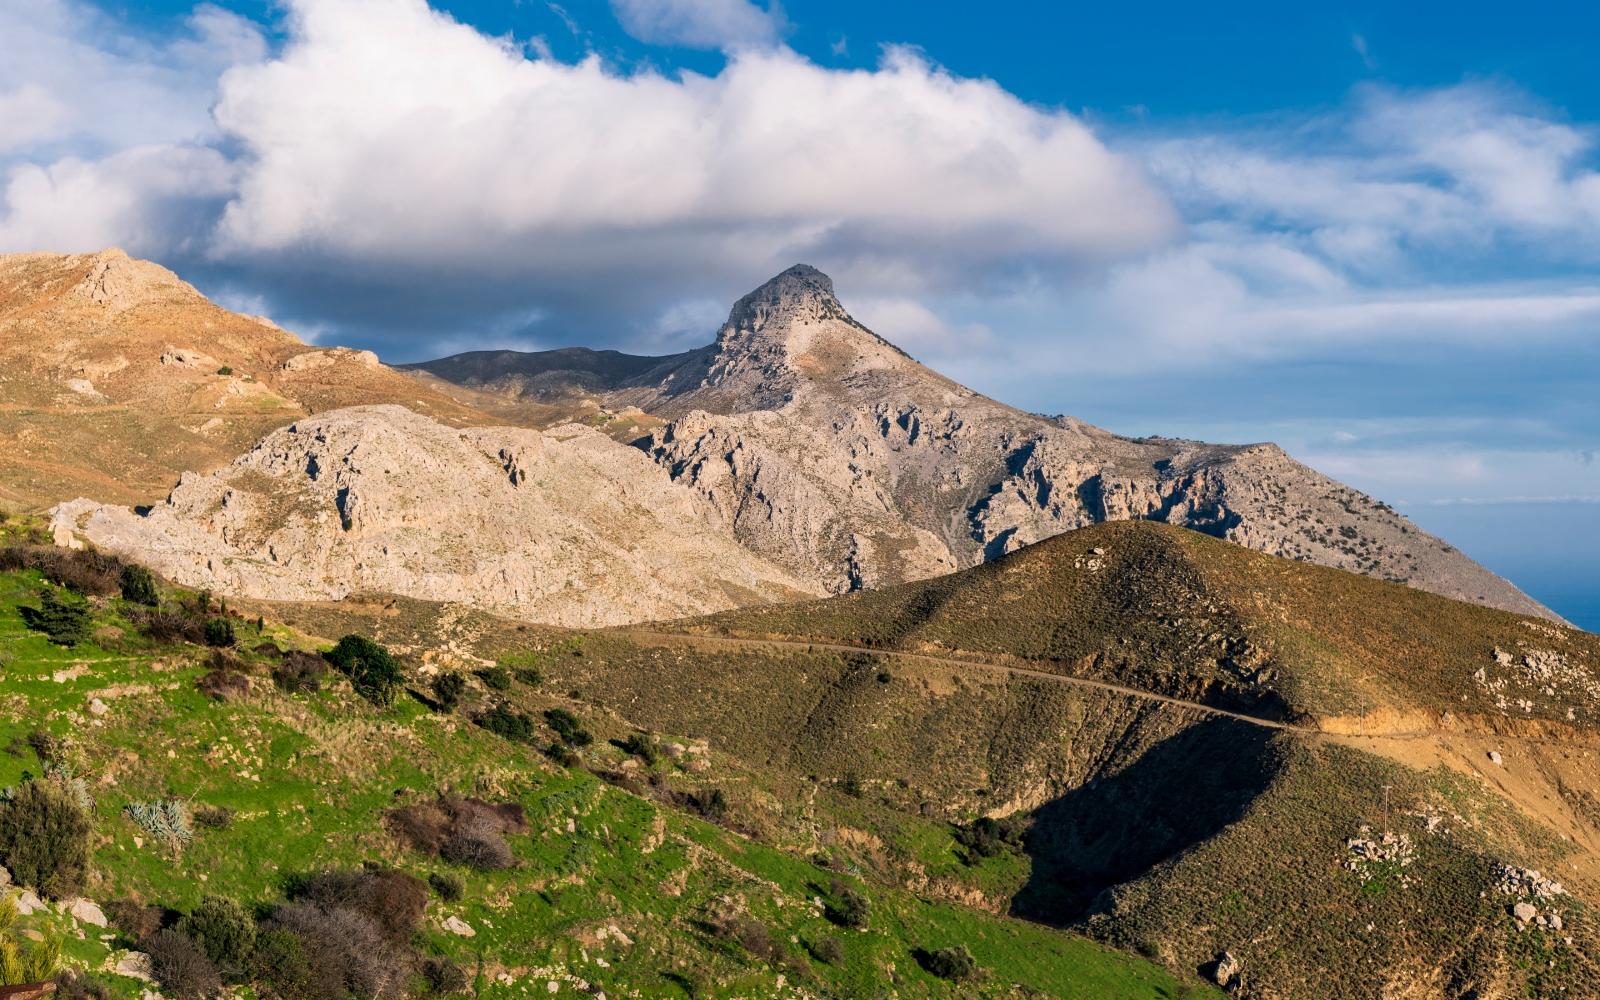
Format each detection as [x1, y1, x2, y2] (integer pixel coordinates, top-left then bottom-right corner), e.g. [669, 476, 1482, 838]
[726, 263, 851, 332]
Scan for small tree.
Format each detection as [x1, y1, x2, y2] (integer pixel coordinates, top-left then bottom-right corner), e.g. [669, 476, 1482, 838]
[19, 591, 89, 647]
[431, 673, 466, 712]
[544, 708, 592, 747]
[827, 879, 870, 929]
[0, 779, 93, 898]
[325, 635, 402, 707]
[203, 618, 236, 648]
[120, 564, 160, 606]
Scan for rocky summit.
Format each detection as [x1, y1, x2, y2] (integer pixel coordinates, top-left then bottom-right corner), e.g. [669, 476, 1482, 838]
[414, 264, 1555, 618]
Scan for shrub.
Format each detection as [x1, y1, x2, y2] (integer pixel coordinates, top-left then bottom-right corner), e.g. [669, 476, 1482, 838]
[812, 936, 845, 965]
[273, 652, 327, 694]
[474, 666, 511, 691]
[192, 805, 235, 830]
[52, 968, 114, 999]
[179, 896, 256, 979]
[712, 913, 779, 963]
[475, 704, 534, 743]
[197, 668, 249, 702]
[512, 667, 543, 687]
[677, 787, 728, 821]
[427, 872, 464, 902]
[295, 868, 427, 945]
[0, 545, 123, 595]
[119, 564, 160, 606]
[19, 590, 90, 647]
[441, 814, 517, 870]
[103, 899, 165, 944]
[0, 896, 63, 985]
[619, 733, 658, 765]
[131, 606, 205, 644]
[202, 618, 236, 648]
[147, 929, 222, 999]
[838, 773, 863, 798]
[420, 955, 469, 994]
[26, 730, 65, 765]
[249, 927, 315, 1000]
[264, 901, 407, 1000]
[826, 879, 870, 929]
[430, 672, 466, 712]
[544, 708, 592, 747]
[216, 366, 233, 376]
[0, 778, 92, 898]
[953, 815, 1026, 862]
[325, 635, 402, 707]
[387, 796, 525, 872]
[920, 944, 977, 982]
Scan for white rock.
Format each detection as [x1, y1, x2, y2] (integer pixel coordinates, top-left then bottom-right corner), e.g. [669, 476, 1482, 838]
[0, 865, 10, 887]
[442, 915, 476, 937]
[1513, 901, 1537, 924]
[68, 898, 108, 927]
[114, 951, 156, 981]
[1488, 751, 1503, 766]
[15, 889, 44, 915]
[88, 697, 110, 716]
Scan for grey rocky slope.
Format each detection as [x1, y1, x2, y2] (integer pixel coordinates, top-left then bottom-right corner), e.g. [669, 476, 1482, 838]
[52, 405, 820, 627]
[412, 265, 1555, 619]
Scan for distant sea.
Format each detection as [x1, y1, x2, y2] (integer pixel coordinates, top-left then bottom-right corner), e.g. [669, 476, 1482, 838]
[1404, 500, 1600, 634]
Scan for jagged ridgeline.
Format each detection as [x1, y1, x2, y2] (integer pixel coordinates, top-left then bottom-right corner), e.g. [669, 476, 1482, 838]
[6, 248, 1554, 628]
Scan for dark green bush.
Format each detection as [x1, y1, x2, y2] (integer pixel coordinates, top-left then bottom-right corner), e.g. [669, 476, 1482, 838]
[826, 879, 870, 929]
[430, 673, 466, 712]
[476, 704, 535, 743]
[19, 590, 90, 647]
[249, 927, 315, 1000]
[544, 708, 592, 747]
[420, 955, 469, 994]
[953, 815, 1026, 862]
[812, 936, 845, 965]
[0, 778, 93, 898]
[921, 944, 977, 981]
[618, 733, 658, 765]
[474, 666, 511, 691]
[427, 872, 464, 902]
[512, 667, 542, 687]
[202, 618, 236, 648]
[179, 896, 256, 980]
[119, 564, 159, 606]
[324, 635, 402, 707]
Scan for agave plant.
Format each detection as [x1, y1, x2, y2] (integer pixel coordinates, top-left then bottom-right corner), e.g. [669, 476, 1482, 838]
[0, 897, 62, 986]
[124, 799, 194, 852]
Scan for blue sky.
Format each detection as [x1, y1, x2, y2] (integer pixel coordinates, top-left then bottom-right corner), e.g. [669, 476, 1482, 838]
[2, 0, 1597, 626]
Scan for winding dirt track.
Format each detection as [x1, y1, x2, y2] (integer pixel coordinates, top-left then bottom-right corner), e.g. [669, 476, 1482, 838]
[617, 629, 1336, 736]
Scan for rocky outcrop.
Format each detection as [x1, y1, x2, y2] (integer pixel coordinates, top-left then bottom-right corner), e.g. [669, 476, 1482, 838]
[51, 405, 819, 627]
[539, 265, 1550, 617]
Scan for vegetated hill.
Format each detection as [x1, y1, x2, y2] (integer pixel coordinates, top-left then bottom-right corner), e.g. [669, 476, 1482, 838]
[0, 248, 496, 511]
[413, 265, 1554, 620]
[251, 521, 1600, 999]
[0, 528, 1207, 999]
[683, 519, 1600, 730]
[49, 404, 821, 627]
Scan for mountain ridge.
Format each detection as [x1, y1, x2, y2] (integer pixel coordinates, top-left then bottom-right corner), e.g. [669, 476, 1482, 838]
[411, 263, 1557, 620]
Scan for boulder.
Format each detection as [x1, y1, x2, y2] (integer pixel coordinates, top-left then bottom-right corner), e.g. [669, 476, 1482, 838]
[443, 915, 476, 937]
[1488, 751, 1503, 766]
[1513, 901, 1537, 924]
[1213, 950, 1241, 986]
[68, 897, 109, 927]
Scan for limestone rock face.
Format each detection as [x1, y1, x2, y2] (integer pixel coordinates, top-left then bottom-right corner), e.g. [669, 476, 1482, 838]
[541, 266, 1550, 617]
[52, 405, 819, 627]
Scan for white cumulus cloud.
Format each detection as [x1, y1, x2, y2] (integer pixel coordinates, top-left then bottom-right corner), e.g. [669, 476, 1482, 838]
[610, 0, 784, 51]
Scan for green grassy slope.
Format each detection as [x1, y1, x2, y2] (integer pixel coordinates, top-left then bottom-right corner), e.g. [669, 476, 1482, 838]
[0, 558, 1208, 998]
